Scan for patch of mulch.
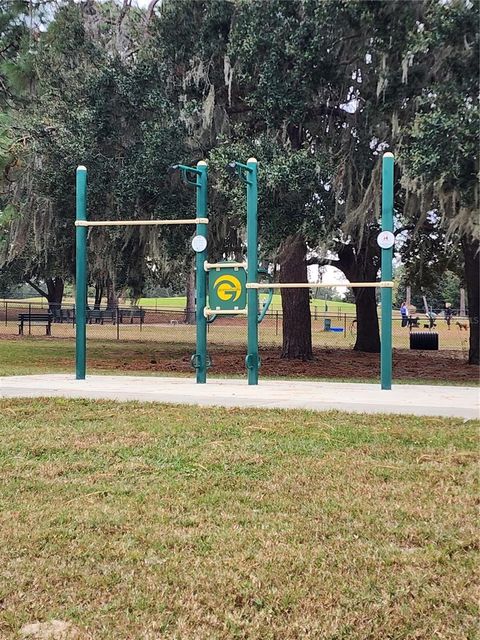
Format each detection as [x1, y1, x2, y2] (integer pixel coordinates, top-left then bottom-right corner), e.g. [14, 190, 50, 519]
[94, 347, 479, 384]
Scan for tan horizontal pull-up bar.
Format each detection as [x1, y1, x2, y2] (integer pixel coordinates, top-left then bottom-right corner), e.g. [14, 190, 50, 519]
[246, 281, 394, 289]
[204, 261, 247, 270]
[74, 218, 208, 227]
[204, 308, 248, 317]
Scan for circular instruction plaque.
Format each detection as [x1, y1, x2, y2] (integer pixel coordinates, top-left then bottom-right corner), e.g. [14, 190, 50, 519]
[377, 230, 395, 250]
[191, 235, 207, 253]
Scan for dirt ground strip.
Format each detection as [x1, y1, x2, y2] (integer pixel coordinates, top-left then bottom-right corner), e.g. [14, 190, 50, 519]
[94, 347, 479, 384]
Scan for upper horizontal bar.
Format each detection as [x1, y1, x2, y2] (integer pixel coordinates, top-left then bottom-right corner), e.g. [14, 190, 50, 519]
[75, 218, 208, 227]
[246, 281, 394, 289]
[204, 261, 247, 270]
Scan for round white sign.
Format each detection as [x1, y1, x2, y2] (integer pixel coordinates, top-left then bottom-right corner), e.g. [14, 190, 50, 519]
[191, 235, 207, 253]
[377, 231, 395, 250]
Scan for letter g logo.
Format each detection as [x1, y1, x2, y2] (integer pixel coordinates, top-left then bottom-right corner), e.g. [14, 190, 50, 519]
[213, 274, 242, 302]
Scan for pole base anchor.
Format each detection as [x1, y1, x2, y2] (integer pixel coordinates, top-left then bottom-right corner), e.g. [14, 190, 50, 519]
[190, 353, 212, 370]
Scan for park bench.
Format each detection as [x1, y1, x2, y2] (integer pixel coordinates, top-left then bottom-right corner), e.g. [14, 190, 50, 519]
[87, 309, 115, 324]
[51, 308, 74, 323]
[18, 312, 52, 336]
[118, 307, 145, 325]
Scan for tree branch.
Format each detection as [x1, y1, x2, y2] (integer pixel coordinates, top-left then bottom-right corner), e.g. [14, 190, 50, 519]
[145, 0, 163, 25]
[25, 279, 48, 299]
[394, 225, 415, 237]
[306, 257, 342, 268]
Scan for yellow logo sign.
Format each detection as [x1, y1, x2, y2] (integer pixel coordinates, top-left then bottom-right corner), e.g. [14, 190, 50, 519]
[213, 274, 242, 302]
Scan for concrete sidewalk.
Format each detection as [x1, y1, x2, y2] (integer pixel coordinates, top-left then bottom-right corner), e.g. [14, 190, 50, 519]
[0, 374, 478, 419]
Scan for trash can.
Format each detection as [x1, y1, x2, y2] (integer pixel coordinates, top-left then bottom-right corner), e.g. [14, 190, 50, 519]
[324, 318, 331, 331]
[410, 332, 439, 350]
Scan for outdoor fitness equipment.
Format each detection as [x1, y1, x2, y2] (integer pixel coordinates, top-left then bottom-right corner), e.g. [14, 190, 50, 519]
[75, 161, 209, 383]
[75, 152, 395, 390]
[215, 153, 395, 389]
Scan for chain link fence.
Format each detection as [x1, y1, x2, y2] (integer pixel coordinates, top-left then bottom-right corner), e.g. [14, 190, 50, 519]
[0, 299, 471, 353]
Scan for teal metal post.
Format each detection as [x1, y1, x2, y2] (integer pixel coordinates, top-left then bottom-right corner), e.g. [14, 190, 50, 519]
[195, 161, 208, 383]
[75, 165, 87, 380]
[380, 152, 394, 390]
[246, 158, 259, 385]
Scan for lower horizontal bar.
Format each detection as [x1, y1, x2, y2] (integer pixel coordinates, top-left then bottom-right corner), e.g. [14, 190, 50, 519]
[204, 261, 247, 270]
[75, 218, 208, 227]
[204, 308, 248, 317]
[246, 281, 394, 289]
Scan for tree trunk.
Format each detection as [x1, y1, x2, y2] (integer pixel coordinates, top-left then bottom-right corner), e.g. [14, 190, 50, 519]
[278, 234, 313, 360]
[462, 235, 479, 365]
[106, 276, 119, 310]
[45, 277, 64, 312]
[352, 286, 381, 352]
[94, 283, 103, 310]
[337, 240, 381, 353]
[185, 262, 196, 324]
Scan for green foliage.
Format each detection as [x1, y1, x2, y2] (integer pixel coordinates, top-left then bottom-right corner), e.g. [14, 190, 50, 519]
[402, 91, 478, 229]
[208, 136, 334, 257]
[396, 267, 462, 311]
[3, 1, 192, 298]
[398, 0, 479, 237]
[0, 0, 477, 323]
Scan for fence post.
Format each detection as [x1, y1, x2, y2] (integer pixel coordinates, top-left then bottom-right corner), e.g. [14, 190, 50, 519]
[344, 313, 346, 337]
[116, 307, 120, 340]
[28, 302, 31, 335]
[275, 310, 279, 336]
[460, 288, 466, 317]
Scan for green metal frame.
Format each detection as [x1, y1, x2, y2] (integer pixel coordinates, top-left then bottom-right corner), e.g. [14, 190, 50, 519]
[256, 267, 274, 323]
[75, 166, 87, 380]
[193, 161, 208, 384]
[380, 153, 394, 390]
[74, 162, 209, 383]
[76, 153, 394, 390]
[246, 158, 259, 385]
[239, 152, 394, 390]
[227, 158, 259, 385]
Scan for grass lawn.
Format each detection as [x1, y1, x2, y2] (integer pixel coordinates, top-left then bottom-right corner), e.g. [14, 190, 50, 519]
[0, 399, 477, 639]
[2, 295, 357, 313]
[0, 338, 189, 377]
[136, 294, 356, 313]
[0, 337, 477, 385]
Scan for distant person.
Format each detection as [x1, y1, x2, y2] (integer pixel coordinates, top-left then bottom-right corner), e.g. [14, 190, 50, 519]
[426, 309, 437, 329]
[400, 301, 409, 327]
[444, 303, 453, 329]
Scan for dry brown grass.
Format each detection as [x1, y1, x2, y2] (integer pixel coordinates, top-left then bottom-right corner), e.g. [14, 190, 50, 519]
[0, 400, 478, 639]
[0, 315, 472, 351]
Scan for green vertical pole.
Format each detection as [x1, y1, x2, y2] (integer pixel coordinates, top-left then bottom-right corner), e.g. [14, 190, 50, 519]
[75, 165, 87, 380]
[195, 161, 208, 383]
[246, 158, 259, 385]
[380, 152, 394, 390]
